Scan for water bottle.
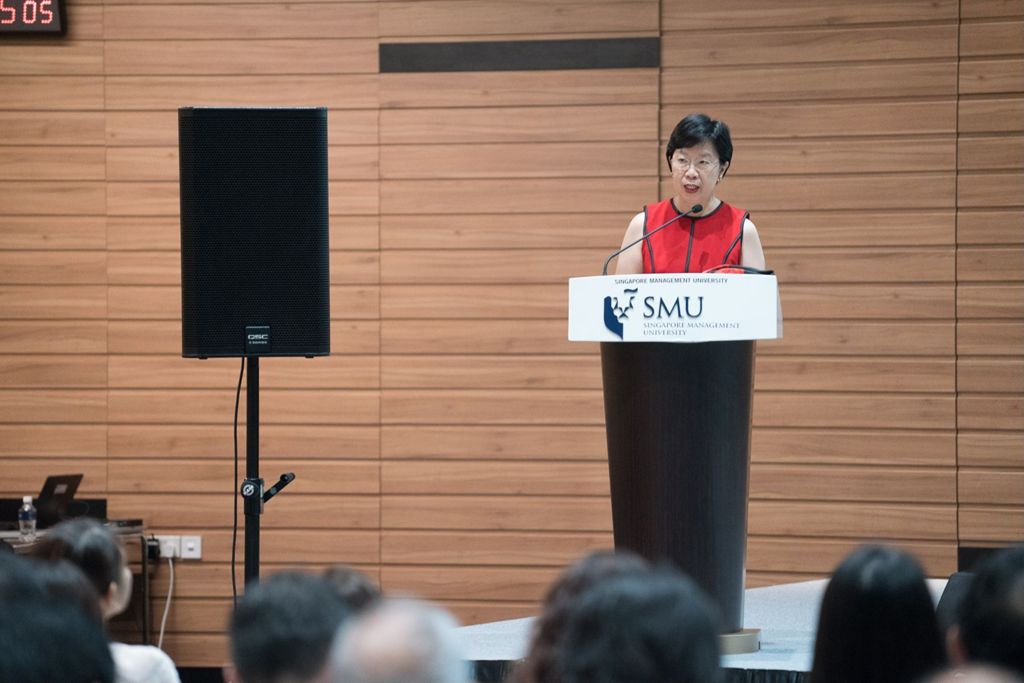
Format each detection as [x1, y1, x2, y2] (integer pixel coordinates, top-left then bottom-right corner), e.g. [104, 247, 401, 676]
[18, 496, 37, 542]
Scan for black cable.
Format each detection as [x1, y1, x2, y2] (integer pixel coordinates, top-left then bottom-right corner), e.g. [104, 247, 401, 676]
[231, 356, 245, 607]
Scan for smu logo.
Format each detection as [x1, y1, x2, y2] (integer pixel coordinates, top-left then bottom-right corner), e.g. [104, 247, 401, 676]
[603, 290, 706, 339]
[603, 288, 638, 339]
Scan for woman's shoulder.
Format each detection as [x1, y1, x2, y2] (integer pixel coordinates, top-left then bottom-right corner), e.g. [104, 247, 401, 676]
[110, 642, 181, 683]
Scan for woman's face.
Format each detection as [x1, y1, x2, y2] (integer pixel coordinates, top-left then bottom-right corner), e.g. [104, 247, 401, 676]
[669, 141, 727, 214]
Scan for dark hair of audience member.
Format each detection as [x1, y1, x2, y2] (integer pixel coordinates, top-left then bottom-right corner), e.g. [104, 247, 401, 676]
[557, 565, 722, 683]
[30, 516, 124, 598]
[956, 544, 1024, 676]
[810, 544, 946, 683]
[323, 565, 382, 612]
[515, 550, 650, 683]
[0, 568, 114, 683]
[229, 571, 350, 683]
[33, 557, 105, 624]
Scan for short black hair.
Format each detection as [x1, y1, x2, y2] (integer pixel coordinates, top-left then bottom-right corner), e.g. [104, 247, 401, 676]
[665, 113, 734, 174]
[958, 544, 1024, 676]
[31, 517, 124, 598]
[323, 565, 381, 613]
[230, 571, 350, 683]
[558, 565, 721, 683]
[810, 545, 946, 683]
[0, 594, 114, 683]
[518, 550, 650, 683]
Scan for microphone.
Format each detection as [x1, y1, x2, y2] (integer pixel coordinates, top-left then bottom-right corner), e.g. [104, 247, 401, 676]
[601, 204, 702, 275]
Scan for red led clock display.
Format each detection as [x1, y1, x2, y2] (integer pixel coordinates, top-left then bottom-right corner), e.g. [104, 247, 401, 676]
[0, 0, 65, 35]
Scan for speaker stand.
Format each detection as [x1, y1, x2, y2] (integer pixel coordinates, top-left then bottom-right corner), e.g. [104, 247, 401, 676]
[240, 356, 295, 586]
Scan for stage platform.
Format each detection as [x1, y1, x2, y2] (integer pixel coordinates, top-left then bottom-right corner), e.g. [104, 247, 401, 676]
[457, 578, 948, 682]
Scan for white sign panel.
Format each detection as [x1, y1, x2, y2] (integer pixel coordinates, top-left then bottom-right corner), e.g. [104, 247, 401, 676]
[568, 274, 780, 343]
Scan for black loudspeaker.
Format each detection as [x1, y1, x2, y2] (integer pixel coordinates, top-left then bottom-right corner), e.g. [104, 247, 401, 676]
[179, 107, 330, 358]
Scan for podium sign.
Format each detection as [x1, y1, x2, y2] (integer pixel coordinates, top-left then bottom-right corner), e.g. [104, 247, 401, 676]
[568, 273, 779, 342]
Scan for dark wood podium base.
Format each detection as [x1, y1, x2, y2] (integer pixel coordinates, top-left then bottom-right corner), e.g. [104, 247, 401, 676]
[600, 341, 755, 633]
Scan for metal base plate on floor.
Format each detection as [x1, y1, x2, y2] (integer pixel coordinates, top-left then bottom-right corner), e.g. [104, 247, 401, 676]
[720, 628, 760, 655]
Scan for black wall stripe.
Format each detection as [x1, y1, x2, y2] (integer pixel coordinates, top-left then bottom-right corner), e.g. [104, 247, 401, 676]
[379, 37, 659, 73]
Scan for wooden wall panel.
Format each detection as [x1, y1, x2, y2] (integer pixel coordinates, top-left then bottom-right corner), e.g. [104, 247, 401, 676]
[957, 11, 1024, 546]
[1, 0, 1018, 667]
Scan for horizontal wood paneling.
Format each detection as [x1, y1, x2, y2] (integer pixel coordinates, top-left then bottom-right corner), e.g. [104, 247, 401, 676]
[109, 494, 379, 530]
[105, 39, 377, 76]
[0, 285, 106, 319]
[0, 216, 106, 250]
[105, 75, 378, 110]
[382, 425, 606, 460]
[379, 70, 658, 108]
[0, 425, 107, 457]
[672, 101, 957, 139]
[958, 209, 1024, 244]
[108, 389, 380, 424]
[663, 62, 957, 103]
[959, 469, 1024, 504]
[108, 355, 379, 389]
[3, 181, 105, 215]
[751, 430, 955, 466]
[663, 0, 958, 30]
[0, 389, 107, 422]
[0, 322, 106, 354]
[104, 3, 379, 39]
[0, 112, 105, 147]
[0, 147, 105, 179]
[959, 432, 1024, 467]
[0, 355, 107, 388]
[959, 507, 1024, 542]
[663, 24, 956, 66]
[0, 251, 106, 284]
[0, 76, 104, 109]
[958, 285, 1024, 318]
[108, 425, 380, 459]
[381, 104, 656, 144]
[380, 1, 658, 37]
[0, 459, 107, 494]
[108, 459, 379, 494]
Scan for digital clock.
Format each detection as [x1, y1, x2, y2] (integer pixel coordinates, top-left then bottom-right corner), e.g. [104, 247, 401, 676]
[0, 0, 66, 35]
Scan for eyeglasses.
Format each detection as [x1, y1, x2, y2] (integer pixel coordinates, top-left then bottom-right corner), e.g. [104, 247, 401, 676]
[672, 157, 719, 174]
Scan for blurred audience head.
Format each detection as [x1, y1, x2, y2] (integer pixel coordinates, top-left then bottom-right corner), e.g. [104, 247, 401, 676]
[227, 571, 349, 683]
[557, 565, 722, 683]
[0, 553, 114, 683]
[323, 565, 381, 613]
[33, 557, 104, 624]
[925, 665, 1024, 683]
[30, 517, 132, 620]
[331, 597, 470, 683]
[517, 549, 650, 683]
[951, 544, 1024, 676]
[810, 544, 946, 683]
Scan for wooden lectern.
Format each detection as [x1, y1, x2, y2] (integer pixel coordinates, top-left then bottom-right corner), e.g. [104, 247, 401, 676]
[569, 273, 781, 653]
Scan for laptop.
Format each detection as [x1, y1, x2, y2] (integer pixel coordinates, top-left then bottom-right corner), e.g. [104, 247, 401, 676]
[0, 474, 83, 532]
[35, 474, 83, 528]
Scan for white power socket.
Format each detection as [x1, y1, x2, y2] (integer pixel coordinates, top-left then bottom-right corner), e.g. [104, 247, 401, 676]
[155, 535, 180, 558]
[181, 535, 202, 560]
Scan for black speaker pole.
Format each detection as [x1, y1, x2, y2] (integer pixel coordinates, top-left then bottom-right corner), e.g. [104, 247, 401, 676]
[243, 355, 261, 585]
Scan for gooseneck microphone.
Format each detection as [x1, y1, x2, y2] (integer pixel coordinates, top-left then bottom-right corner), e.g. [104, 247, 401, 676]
[601, 204, 702, 275]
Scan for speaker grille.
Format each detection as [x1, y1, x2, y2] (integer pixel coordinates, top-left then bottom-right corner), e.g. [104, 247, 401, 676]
[179, 107, 330, 357]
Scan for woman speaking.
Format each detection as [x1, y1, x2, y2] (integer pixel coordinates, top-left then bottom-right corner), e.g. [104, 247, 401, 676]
[615, 113, 766, 275]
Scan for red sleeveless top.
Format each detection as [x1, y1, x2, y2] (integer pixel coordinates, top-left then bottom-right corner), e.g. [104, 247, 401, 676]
[641, 199, 748, 274]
